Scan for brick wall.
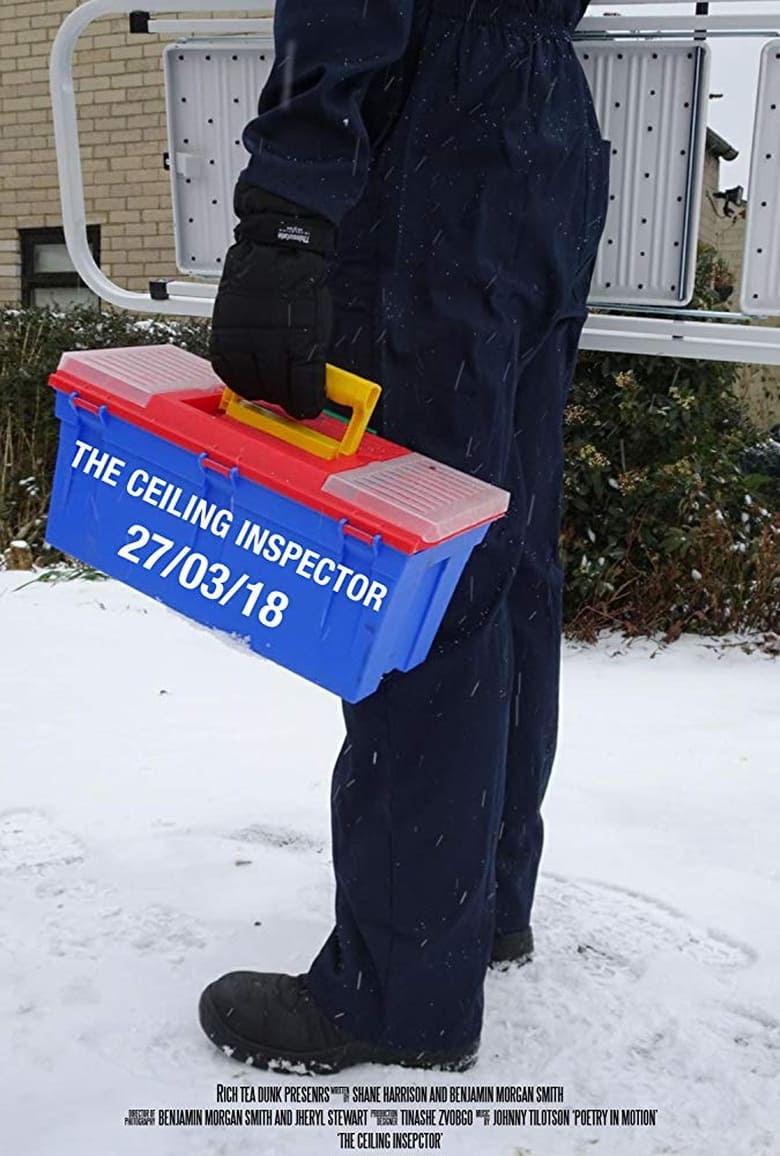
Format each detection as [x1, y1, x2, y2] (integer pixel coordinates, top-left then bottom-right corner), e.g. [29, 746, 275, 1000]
[1, 4, 261, 304]
[0, 0, 183, 302]
[698, 152, 747, 287]
[698, 148, 780, 427]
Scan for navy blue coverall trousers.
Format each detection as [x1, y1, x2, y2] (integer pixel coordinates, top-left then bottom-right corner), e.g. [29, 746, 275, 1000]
[241, 0, 610, 1052]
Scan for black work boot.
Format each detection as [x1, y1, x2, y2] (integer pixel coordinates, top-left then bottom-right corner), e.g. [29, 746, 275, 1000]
[491, 926, 534, 968]
[198, 972, 479, 1075]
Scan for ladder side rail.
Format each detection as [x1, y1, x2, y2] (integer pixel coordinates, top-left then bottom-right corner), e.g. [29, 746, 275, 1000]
[585, 2, 776, 6]
[581, 315, 780, 365]
[146, 19, 273, 35]
[49, 0, 260, 317]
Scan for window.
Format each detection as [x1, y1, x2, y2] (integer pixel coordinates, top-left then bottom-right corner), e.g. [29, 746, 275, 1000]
[19, 226, 101, 309]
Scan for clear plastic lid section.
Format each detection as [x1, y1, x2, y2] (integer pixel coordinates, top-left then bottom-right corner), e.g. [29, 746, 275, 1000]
[322, 453, 510, 545]
[56, 344, 223, 406]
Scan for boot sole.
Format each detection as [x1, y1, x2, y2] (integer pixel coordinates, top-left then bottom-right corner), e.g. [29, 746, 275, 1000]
[490, 927, 534, 967]
[198, 989, 479, 1076]
[489, 950, 533, 971]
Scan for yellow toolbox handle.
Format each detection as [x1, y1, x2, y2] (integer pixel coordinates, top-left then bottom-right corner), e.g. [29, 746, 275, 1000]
[219, 364, 381, 461]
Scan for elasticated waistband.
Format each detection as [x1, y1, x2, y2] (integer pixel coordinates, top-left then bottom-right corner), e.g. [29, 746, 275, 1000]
[430, 0, 580, 33]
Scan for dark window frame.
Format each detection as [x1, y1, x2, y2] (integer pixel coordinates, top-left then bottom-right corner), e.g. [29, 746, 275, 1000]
[19, 225, 101, 307]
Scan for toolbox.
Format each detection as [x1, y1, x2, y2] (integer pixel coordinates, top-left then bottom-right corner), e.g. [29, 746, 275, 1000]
[46, 345, 509, 701]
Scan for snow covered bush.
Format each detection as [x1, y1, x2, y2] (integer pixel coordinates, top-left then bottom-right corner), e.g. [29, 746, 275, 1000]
[562, 245, 779, 638]
[0, 306, 208, 559]
[0, 265, 777, 637]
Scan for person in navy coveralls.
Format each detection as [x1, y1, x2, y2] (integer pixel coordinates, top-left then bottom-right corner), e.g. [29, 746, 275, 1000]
[201, 0, 609, 1073]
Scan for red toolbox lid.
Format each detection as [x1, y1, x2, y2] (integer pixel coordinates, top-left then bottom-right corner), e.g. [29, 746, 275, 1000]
[51, 345, 509, 554]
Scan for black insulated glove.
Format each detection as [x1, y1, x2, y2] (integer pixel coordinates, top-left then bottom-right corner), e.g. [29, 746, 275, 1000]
[209, 181, 336, 420]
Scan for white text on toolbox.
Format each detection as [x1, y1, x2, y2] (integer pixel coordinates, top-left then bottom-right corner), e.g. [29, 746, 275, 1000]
[69, 440, 389, 612]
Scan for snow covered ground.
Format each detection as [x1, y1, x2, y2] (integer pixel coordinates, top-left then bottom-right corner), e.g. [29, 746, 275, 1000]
[1, 571, 778, 1156]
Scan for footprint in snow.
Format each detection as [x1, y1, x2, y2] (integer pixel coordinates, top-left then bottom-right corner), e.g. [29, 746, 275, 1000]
[536, 873, 755, 974]
[43, 899, 209, 962]
[0, 810, 84, 874]
[228, 824, 325, 854]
